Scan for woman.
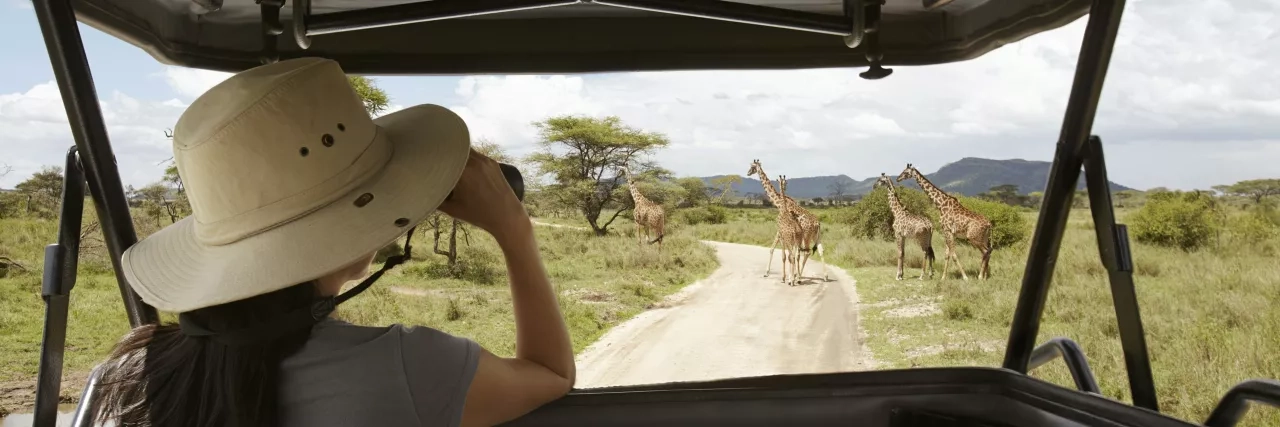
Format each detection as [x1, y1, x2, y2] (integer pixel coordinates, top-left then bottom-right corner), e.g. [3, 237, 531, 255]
[94, 57, 575, 426]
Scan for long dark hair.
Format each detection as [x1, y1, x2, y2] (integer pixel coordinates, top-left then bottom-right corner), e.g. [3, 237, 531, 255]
[94, 282, 319, 427]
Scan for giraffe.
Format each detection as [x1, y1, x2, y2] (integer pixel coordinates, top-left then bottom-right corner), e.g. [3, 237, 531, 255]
[747, 160, 828, 282]
[621, 165, 666, 247]
[896, 163, 993, 280]
[875, 173, 936, 281]
[773, 198, 805, 286]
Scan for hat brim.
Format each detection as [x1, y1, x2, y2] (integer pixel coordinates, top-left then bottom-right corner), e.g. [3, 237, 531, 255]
[121, 104, 471, 313]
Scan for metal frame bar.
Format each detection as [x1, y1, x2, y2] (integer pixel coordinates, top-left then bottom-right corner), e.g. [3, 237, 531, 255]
[1204, 379, 1280, 427]
[33, 0, 158, 327]
[32, 147, 86, 427]
[314, 0, 852, 36]
[296, 0, 859, 43]
[1028, 337, 1101, 394]
[1080, 136, 1157, 409]
[1003, 0, 1120, 373]
[1001, 0, 1161, 412]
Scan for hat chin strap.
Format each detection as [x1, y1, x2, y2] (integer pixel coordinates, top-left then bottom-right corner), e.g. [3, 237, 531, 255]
[179, 227, 417, 346]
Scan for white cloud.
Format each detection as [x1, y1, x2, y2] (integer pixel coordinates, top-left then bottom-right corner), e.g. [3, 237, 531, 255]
[0, 81, 183, 189]
[438, 0, 1280, 190]
[158, 66, 232, 99]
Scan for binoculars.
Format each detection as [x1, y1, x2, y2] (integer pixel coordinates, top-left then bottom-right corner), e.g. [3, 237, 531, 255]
[445, 163, 525, 202]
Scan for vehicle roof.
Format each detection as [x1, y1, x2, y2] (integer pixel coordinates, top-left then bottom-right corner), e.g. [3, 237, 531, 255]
[74, 0, 1089, 74]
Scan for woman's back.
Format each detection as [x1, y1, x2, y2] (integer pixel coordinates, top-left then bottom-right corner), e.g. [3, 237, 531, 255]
[279, 319, 479, 426]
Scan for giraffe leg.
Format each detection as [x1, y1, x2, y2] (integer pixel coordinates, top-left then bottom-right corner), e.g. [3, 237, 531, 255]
[895, 234, 906, 281]
[919, 232, 935, 280]
[796, 237, 810, 284]
[941, 233, 955, 280]
[780, 247, 790, 285]
[814, 228, 828, 282]
[949, 234, 970, 281]
[764, 231, 779, 277]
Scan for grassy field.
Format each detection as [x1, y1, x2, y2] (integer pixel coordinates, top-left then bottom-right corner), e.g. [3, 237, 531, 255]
[0, 208, 717, 415]
[690, 206, 1280, 425]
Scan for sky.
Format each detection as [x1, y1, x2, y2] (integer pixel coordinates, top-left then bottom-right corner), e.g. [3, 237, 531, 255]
[1, 0, 1277, 192]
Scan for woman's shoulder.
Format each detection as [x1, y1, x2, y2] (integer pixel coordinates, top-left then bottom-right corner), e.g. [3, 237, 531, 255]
[305, 317, 478, 359]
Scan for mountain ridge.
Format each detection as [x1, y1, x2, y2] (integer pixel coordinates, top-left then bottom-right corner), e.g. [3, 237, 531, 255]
[701, 157, 1134, 200]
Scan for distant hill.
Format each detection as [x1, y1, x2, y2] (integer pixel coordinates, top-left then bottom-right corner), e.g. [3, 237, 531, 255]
[700, 157, 1134, 200]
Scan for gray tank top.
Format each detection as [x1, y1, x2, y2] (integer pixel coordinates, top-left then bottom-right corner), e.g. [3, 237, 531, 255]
[278, 317, 480, 426]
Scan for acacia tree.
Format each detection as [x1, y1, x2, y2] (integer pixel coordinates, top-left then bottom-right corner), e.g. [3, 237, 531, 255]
[525, 115, 670, 236]
[15, 166, 64, 218]
[675, 177, 710, 207]
[347, 75, 391, 116]
[1215, 178, 1280, 203]
[709, 175, 742, 204]
[827, 179, 851, 200]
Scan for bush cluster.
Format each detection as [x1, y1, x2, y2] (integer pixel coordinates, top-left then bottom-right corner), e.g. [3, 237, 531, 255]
[1129, 191, 1221, 251]
[836, 186, 932, 241]
[956, 196, 1028, 249]
[679, 205, 729, 225]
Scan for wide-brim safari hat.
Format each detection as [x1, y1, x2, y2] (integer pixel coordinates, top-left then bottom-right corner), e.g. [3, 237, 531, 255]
[121, 57, 470, 313]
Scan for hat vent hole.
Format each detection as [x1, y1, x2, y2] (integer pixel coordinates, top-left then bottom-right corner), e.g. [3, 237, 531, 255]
[354, 193, 374, 207]
[322, 134, 334, 147]
[299, 147, 310, 157]
[395, 218, 410, 227]
[337, 123, 346, 132]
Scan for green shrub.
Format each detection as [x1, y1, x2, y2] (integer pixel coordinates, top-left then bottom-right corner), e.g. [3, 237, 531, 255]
[1227, 210, 1279, 245]
[1130, 191, 1221, 251]
[838, 186, 933, 241]
[679, 205, 728, 225]
[957, 196, 1028, 249]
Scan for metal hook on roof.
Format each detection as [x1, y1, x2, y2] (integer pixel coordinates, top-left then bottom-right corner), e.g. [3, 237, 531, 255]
[293, 0, 312, 50]
[858, 0, 892, 80]
[841, 0, 866, 48]
[257, 0, 286, 64]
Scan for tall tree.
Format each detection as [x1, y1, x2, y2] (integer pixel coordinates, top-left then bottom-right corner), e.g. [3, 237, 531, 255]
[827, 179, 851, 199]
[675, 177, 710, 207]
[15, 166, 64, 218]
[348, 75, 391, 116]
[709, 175, 742, 204]
[524, 115, 670, 236]
[1217, 178, 1280, 203]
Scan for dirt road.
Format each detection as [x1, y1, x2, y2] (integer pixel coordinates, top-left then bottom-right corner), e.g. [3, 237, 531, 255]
[573, 240, 874, 388]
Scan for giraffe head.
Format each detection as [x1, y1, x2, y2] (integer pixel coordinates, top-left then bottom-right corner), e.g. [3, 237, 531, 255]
[779, 175, 788, 196]
[747, 159, 764, 178]
[874, 173, 894, 189]
[896, 163, 920, 183]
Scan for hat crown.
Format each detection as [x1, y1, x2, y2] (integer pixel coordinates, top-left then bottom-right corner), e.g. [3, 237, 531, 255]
[173, 58, 389, 245]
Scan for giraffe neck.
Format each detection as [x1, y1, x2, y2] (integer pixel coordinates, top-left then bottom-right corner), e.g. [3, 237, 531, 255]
[755, 169, 785, 207]
[884, 181, 906, 218]
[626, 172, 650, 205]
[912, 170, 954, 210]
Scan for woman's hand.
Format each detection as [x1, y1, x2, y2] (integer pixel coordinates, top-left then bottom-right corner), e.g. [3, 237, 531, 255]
[437, 149, 532, 242]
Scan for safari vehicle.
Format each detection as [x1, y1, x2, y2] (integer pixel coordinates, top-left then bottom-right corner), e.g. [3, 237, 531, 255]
[23, 0, 1280, 426]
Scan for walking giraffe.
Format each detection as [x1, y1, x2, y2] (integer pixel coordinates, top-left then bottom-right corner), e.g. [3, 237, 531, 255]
[875, 173, 936, 280]
[896, 163, 993, 280]
[621, 165, 665, 246]
[747, 160, 828, 282]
